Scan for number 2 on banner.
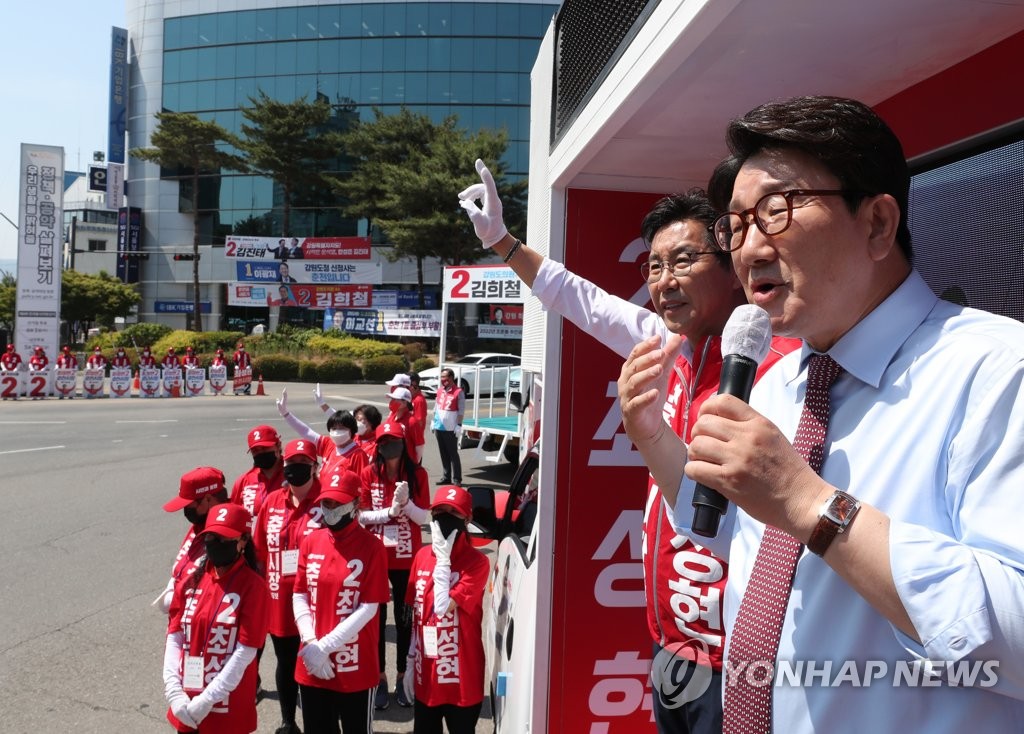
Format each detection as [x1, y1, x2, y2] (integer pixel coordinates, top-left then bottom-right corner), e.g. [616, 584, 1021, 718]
[1, 375, 17, 398]
[29, 375, 46, 398]
[450, 269, 470, 298]
[225, 241, 236, 257]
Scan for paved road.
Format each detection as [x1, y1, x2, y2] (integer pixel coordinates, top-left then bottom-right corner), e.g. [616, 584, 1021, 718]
[0, 382, 514, 733]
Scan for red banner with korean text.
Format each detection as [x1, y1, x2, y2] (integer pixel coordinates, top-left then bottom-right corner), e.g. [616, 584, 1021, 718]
[551, 188, 666, 733]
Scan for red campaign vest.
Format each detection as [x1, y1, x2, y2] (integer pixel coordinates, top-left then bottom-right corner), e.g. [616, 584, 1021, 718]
[231, 465, 286, 521]
[1, 354, 21, 370]
[171, 527, 205, 587]
[359, 464, 430, 570]
[87, 356, 105, 368]
[29, 356, 48, 370]
[435, 385, 461, 412]
[162, 357, 180, 369]
[233, 352, 251, 369]
[139, 355, 156, 366]
[112, 355, 131, 368]
[255, 483, 323, 636]
[641, 335, 799, 669]
[58, 356, 78, 368]
[406, 542, 490, 707]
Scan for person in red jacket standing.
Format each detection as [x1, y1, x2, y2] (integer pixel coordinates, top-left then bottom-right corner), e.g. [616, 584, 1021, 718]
[385, 385, 425, 465]
[233, 342, 252, 394]
[112, 347, 132, 368]
[86, 346, 106, 369]
[254, 438, 323, 734]
[231, 425, 286, 521]
[163, 348, 181, 369]
[277, 388, 369, 481]
[162, 503, 268, 734]
[211, 348, 227, 368]
[139, 346, 157, 367]
[293, 468, 390, 733]
[2, 343, 22, 371]
[404, 486, 489, 733]
[29, 346, 48, 371]
[155, 467, 230, 615]
[359, 421, 431, 710]
[58, 346, 79, 369]
[353, 405, 382, 460]
[182, 346, 200, 369]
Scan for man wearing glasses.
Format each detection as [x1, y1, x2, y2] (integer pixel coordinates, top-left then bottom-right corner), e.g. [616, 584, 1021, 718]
[620, 96, 1024, 732]
[459, 160, 798, 733]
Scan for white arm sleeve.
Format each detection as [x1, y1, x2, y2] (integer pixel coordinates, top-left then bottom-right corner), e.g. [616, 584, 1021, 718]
[292, 592, 316, 642]
[403, 501, 430, 526]
[432, 561, 453, 617]
[191, 643, 258, 707]
[153, 577, 175, 614]
[320, 602, 380, 651]
[162, 631, 185, 697]
[531, 258, 667, 358]
[360, 508, 393, 525]
[283, 411, 322, 443]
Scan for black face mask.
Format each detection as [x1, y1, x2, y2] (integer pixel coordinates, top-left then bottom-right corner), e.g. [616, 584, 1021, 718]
[183, 506, 206, 528]
[204, 536, 241, 567]
[379, 442, 403, 460]
[434, 512, 464, 540]
[325, 513, 354, 532]
[252, 452, 277, 470]
[283, 463, 313, 487]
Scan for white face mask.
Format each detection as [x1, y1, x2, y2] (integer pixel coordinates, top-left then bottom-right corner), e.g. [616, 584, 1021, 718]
[329, 429, 352, 446]
[321, 500, 357, 526]
[356, 420, 369, 436]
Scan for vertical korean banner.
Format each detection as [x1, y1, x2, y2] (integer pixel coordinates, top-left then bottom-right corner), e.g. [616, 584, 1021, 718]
[115, 207, 142, 283]
[108, 27, 128, 164]
[16, 144, 64, 361]
[550, 188, 666, 733]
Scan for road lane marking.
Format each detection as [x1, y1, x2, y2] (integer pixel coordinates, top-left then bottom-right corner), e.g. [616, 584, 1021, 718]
[115, 420, 179, 423]
[0, 421, 68, 425]
[0, 445, 65, 456]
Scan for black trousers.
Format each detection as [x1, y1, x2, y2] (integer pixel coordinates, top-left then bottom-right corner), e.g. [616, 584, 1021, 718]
[271, 633, 301, 725]
[413, 699, 482, 734]
[298, 685, 373, 734]
[378, 568, 411, 676]
[435, 429, 461, 483]
[651, 642, 723, 734]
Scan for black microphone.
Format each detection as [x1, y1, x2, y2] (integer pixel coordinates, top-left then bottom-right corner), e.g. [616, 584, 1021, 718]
[691, 305, 773, 538]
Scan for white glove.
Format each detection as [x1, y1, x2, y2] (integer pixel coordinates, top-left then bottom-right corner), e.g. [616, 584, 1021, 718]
[431, 520, 458, 566]
[276, 388, 289, 417]
[394, 480, 410, 506]
[299, 640, 336, 680]
[152, 578, 175, 614]
[168, 690, 198, 729]
[458, 158, 508, 248]
[314, 383, 325, 408]
[186, 691, 216, 724]
[403, 669, 415, 704]
[455, 424, 463, 440]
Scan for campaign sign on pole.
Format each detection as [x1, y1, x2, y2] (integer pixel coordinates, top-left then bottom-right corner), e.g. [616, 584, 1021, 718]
[185, 367, 205, 397]
[54, 368, 77, 398]
[162, 367, 183, 397]
[0, 369, 22, 399]
[139, 367, 161, 398]
[209, 365, 228, 395]
[442, 265, 530, 303]
[83, 368, 105, 398]
[233, 367, 253, 395]
[26, 368, 51, 399]
[110, 367, 131, 398]
[224, 235, 372, 260]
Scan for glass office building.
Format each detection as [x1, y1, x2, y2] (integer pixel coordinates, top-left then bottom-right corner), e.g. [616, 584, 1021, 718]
[125, 0, 558, 328]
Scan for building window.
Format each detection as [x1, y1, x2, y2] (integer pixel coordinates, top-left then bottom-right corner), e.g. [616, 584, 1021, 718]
[88, 239, 107, 252]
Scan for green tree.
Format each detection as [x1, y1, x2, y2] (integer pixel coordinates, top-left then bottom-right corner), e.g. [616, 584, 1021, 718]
[130, 112, 246, 331]
[238, 91, 347, 238]
[334, 108, 525, 306]
[61, 270, 141, 335]
[0, 270, 15, 333]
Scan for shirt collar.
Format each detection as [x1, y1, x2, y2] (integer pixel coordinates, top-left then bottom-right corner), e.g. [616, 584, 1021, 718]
[787, 270, 936, 388]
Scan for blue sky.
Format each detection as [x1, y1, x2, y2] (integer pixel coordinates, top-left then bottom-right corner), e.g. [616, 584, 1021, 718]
[0, 0, 126, 261]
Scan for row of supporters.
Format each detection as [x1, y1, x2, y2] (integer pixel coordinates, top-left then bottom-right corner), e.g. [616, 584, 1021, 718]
[0, 365, 254, 399]
[1, 343, 252, 372]
[156, 415, 486, 733]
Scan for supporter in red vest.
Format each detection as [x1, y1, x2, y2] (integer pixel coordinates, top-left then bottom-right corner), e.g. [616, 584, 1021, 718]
[28, 346, 48, 371]
[404, 485, 489, 733]
[86, 346, 106, 369]
[139, 346, 157, 367]
[58, 346, 79, 369]
[431, 368, 465, 486]
[182, 346, 200, 369]
[385, 385, 425, 465]
[1, 344, 22, 371]
[112, 347, 132, 369]
[163, 348, 181, 369]
[231, 425, 286, 521]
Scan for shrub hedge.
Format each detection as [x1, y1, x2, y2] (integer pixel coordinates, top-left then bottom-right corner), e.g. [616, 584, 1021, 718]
[412, 356, 436, 372]
[253, 354, 300, 381]
[318, 357, 362, 383]
[362, 355, 407, 382]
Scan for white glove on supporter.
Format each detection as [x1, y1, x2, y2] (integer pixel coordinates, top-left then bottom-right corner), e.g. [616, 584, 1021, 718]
[293, 592, 317, 644]
[314, 383, 336, 415]
[163, 632, 198, 729]
[186, 643, 258, 724]
[276, 388, 289, 417]
[394, 480, 410, 506]
[169, 691, 197, 730]
[458, 159, 509, 248]
[152, 577, 175, 615]
[430, 521, 458, 617]
[298, 639, 336, 680]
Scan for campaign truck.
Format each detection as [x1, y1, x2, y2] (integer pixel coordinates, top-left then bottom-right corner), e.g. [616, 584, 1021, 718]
[473, 1, 1024, 732]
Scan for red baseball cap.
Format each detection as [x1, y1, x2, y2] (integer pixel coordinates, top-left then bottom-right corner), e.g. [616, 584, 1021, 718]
[164, 466, 225, 512]
[376, 421, 405, 441]
[319, 469, 362, 505]
[284, 438, 317, 461]
[197, 503, 252, 540]
[247, 425, 280, 451]
[431, 485, 472, 518]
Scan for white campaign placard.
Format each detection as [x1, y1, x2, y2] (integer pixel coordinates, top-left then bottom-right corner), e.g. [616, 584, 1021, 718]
[162, 367, 183, 397]
[233, 367, 253, 395]
[26, 367, 51, 398]
[16, 144, 64, 363]
[109, 367, 132, 398]
[185, 367, 205, 397]
[54, 368, 77, 397]
[209, 365, 227, 395]
[139, 367, 161, 398]
[83, 368, 105, 398]
[442, 265, 530, 304]
[1, 369, 24, 399]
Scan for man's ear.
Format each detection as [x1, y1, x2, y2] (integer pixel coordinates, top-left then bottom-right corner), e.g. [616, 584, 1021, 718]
[863, 193, 901, 262]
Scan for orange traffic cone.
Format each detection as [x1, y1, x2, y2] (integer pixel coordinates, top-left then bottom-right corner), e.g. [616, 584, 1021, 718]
[133, 371, 140, 389]
[255, 374, 265, 396]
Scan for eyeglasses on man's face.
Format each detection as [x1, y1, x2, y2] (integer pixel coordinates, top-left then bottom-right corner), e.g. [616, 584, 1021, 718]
[710, 189, 867, 252]
[640, 251, 718, 283]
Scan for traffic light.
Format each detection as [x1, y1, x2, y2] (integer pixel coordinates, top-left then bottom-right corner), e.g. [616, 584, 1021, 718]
[173, 253, 198, 261]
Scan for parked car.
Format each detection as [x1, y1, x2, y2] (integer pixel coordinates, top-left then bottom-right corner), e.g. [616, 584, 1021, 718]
[420, 353, 520, 398]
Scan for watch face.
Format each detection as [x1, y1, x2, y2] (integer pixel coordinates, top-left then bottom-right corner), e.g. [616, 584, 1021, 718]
[825, 492, 859, 524]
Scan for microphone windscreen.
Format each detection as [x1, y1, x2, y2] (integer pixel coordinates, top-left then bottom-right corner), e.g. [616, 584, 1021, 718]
[721, 305, 772, 363]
